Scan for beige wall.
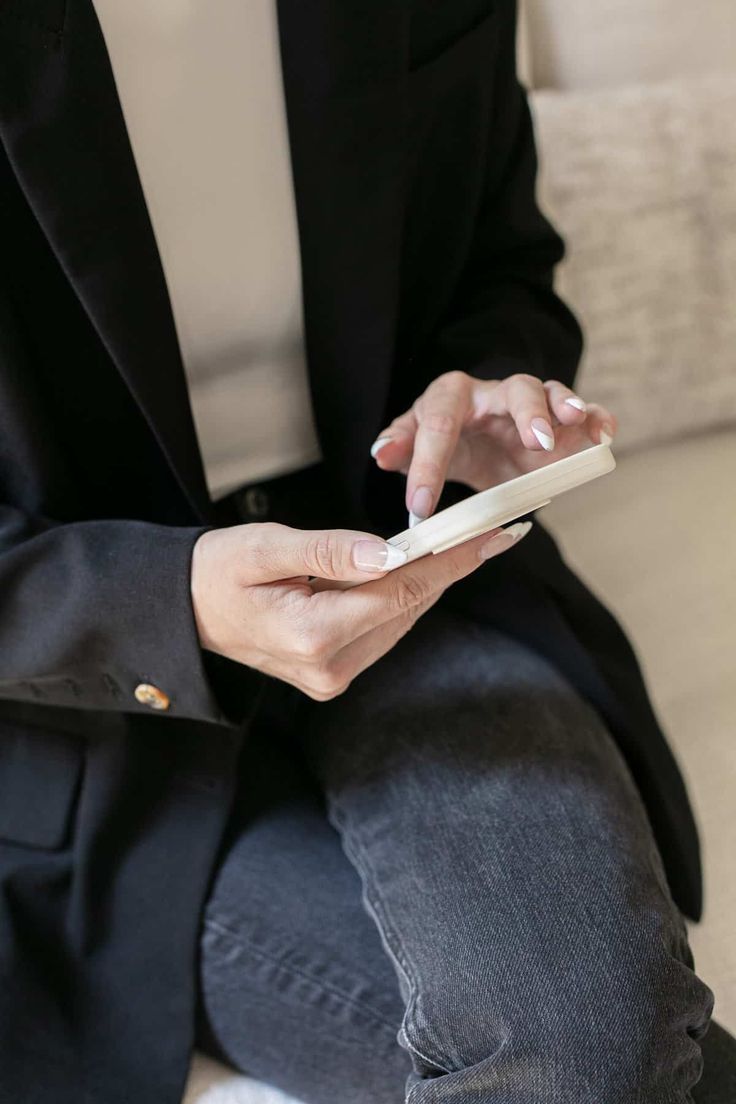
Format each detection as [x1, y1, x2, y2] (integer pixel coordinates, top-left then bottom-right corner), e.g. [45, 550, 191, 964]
[522, 0, 736, 90]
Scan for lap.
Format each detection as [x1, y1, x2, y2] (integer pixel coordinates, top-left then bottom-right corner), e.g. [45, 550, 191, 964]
[196, 605, 710, 1104]
[195, 675, 411, 1104]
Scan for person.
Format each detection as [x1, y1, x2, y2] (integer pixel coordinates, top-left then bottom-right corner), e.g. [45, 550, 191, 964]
[0, 2, 729, 1102]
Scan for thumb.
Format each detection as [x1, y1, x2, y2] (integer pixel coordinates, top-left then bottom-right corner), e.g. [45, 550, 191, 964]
[236, 522, 409, 585]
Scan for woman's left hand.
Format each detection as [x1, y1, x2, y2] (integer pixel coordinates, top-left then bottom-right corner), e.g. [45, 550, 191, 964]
[370, 371, 618, 527]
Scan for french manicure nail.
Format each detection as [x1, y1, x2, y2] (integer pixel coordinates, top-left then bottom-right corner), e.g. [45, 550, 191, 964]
[531, 419, 555, 451]
[479, 520, 533, 559]
[565, 396, 586, 411]
[352, 540, 408, 572]
[600, 424, 614, 446]
[370, 436, 393, 458]
[409, 485, 433, 528]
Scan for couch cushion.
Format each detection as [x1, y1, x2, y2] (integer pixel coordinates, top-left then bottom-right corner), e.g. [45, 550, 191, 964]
[522, 0, 736, 91]
[542, 430, 736, 1032]
[531, 75, 736, 454]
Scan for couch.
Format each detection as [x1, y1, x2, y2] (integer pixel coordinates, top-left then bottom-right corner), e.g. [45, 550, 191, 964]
[184, 4, 736, 1099]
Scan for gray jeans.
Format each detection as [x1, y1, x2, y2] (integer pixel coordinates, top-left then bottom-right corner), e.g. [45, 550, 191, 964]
[195, 605, 714, 1103]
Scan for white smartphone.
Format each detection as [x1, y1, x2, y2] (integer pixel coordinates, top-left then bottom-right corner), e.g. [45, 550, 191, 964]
[326, 443, 615, 590]
[384, 442, 616, 566]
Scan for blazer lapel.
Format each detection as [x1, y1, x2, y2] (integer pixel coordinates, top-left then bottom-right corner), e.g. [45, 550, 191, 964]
[0, 0, 410, 522]
[0, 0, 213, 518]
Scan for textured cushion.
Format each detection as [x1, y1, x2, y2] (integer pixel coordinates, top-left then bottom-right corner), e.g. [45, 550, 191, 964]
[522, 0, 736, 91]
[531, 75, 736, 453]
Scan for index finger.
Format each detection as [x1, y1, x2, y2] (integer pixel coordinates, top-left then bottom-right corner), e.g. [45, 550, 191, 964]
[310, 523, 516, 647]
[406, 372, 471, 527]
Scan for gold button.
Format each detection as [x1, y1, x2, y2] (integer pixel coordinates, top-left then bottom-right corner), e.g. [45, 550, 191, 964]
[134, 683, 170, 711]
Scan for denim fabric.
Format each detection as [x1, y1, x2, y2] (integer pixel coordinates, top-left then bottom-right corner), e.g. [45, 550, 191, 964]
[195, 606, 715, 1103]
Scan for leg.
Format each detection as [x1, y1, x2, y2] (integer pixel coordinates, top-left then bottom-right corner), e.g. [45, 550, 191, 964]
[696, 1022, 736, 1104]
[297, 604, 714, 1104]
[195, 679, 411, 1104]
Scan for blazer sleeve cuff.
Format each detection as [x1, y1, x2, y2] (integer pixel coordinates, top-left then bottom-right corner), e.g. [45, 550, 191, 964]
[0, 518, 263, 726]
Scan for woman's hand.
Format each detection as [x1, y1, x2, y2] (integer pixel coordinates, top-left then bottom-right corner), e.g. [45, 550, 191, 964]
[370, 371, 618, 526]
[190, 519, 530, 701]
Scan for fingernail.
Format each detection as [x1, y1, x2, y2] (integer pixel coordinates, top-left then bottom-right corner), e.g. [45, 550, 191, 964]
[600, 424, 614, 446]
[370, 436, 393, 458]
[531, 419, 555, 451]
[565, 396, 586, 411]
[352, 540, 408, 572]
[479, 520, 533, 559]
[409, 485, 433, 528]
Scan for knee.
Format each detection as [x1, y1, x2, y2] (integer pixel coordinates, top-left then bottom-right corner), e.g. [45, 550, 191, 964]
[541, 935, 713, 1103]
[402, 919, 713, 1103]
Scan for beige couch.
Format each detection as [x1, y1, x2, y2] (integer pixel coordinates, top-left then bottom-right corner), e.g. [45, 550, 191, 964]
[184, 4, 736, 1100]
[527, 0, 736, 1039]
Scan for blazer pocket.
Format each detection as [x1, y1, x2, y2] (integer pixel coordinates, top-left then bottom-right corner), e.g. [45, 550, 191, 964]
[407, 8, 499, 98]
[0, 721, 83, 849]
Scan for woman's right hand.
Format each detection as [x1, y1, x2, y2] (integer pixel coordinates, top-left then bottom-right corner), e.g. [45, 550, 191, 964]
[190, 520, 531, 701]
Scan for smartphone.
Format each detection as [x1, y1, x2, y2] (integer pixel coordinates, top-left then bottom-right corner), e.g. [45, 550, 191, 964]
[385, 442, 616, 565]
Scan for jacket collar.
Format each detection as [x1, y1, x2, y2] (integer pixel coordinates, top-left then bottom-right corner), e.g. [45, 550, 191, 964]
[0, 0, 409, 522]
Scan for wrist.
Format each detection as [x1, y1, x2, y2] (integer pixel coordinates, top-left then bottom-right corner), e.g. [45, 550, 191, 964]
[190, 528, 219, 653]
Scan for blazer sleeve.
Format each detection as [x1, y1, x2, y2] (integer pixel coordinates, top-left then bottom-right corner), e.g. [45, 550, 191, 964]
[0, 505, 260, 724]
[420, 0, 583, 389]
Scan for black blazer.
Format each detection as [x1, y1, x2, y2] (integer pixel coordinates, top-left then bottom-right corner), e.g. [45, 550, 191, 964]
[0, 2, 701, 1101]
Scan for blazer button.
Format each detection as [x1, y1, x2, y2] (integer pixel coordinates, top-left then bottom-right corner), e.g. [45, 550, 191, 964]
[134, 683, 170, 711]
[240, 486, 270, 519]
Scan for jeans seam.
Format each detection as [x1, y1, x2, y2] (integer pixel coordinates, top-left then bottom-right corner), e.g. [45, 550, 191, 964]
[325, 800, 453, 1082]
[202, 915, 401, 1041]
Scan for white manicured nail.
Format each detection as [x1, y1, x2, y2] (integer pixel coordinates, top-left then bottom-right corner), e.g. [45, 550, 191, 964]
[600, 426, 613, 446]
[383, 544, 409, 569]
[408, 486, 433, 529]
[531, 422, 554, 451]
[502, 520, 532, 541]
[565, 396, 586, 411]
[479, 520, 533, 559]
[352, 539, 408, 572]
[370, 436, 393, 458]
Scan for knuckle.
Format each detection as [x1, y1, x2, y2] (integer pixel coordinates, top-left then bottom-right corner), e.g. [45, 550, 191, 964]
[304, 533, 342, 578]
[304, 687, 328, 702]
[393, 572, 433, 613]
[512, 372, 540, 389]
[437, 369, 469, 392]
[412, 456, 444, 482]
[307, 686, 345, 703]
[287, 621, 332, 662]
[308, 664, 352, 701]
[444, 548, 471, 578]
[422, 410, 458, 438]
